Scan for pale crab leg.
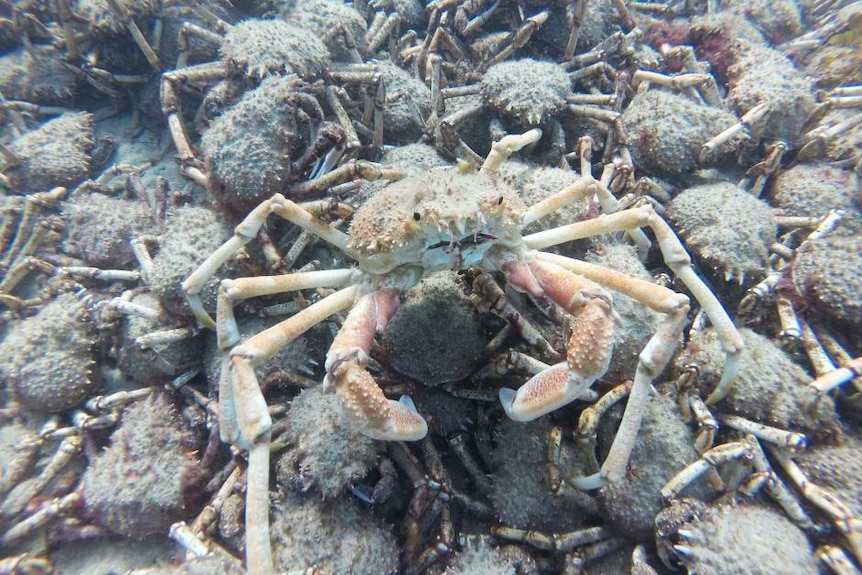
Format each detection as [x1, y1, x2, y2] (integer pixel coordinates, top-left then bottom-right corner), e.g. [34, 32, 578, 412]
[226, 284, 359, 575]
[481, 128, 543, 173]
[324, 289, 428, 441]
[766, 444, 862, 564]
[531, 251, 692, 485]
[524, 203, 744, 404]
[499, 259, 620, 421]
[522, 141, 652, 256]
[216, 269, 356, 349]
[660, 441, 754, 502]
[521, 177, 596, 227]
[183, 195, 355, 328]
[216, 274, 356, 444]
[161, 63, 227, 177]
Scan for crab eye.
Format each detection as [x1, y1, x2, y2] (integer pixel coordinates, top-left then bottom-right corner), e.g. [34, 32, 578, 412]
[413, 212, 421, 221]
[497, 196, 504, 205]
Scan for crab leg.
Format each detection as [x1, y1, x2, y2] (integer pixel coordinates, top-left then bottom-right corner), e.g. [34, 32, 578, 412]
[524, 204, 743, 403]
[767, 444, 862, 563]
[500, 260, 620, 421]
[562, 0, 588, 61]
[206, 269, 356, 575]
[526, 251, 693, 484]
[183, 195, 354, 327]
[467, 269, 558, 358]
[810, 357, 862, 395]
[161, 63, 226, 180]
[717, 414, 807, 450]
[223, 284, 358, 575]
[819, 546, 858, 575]
[324, 289, 428, 440]
[217, 277, 356, 444]
[699, 103, 770, 164]
[521, 177, 596, 227]
[603, 305, 689, 484]
[0, 436, 82, 518]
[288, 160, 404, 197]
[106, 0, 161, 69]
[216, 269, 356, 347]
[660, 441, 754, 501]
[481, 128, 543, 173]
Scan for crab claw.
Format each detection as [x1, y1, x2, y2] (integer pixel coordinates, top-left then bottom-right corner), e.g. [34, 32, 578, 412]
[500, 362, 596, 421]
[334, 362, 428, 441]
[500, 289, 618, 421]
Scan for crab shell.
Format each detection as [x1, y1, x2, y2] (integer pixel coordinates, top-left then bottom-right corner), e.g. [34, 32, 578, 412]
[347, 168, 527, 275]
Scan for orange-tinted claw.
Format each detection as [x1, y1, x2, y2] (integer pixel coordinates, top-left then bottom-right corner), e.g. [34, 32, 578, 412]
[566, 290, 617, 381]
[500, 362, 594, 421]
[500, 288, 617, 422]
[334, 362, 427, 441]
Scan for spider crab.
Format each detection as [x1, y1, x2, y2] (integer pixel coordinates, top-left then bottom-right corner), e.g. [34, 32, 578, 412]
[183, 129, 743, 574]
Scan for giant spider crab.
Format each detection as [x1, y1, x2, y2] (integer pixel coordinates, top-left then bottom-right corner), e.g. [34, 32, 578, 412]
[182, 129, 743, 574]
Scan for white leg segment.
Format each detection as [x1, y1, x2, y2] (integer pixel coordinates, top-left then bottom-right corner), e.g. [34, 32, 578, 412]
[183, 195, 353, 328]
[526, 204, 744, 405]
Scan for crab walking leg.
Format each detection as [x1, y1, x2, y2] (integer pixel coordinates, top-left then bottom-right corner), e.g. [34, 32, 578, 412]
[324, 290, 428, 440]
[570, 380, 633, 488]
[766, 444, 862, 563]
[819, 546, 859, 575]
[221, 284, 359, 444]
[216, 269, 356, 348]
[716, 414, 807, 450]
[499, 259, 620, 420]
[528, 251, 692, 483]
[810, 357, 862, 394]
[288, 160, 405, 197]
[243, 430, 273, 575]
[698, 102, 770, 164]
[491, 524, 613, 553]
[213, 270, 356, 443]
[161, 64, 226, 170]
[660, 441, 754, 502]
[601, 301, 689, 483]
[183, 195, 353, 328]
[687, 395, 718, 453]
[481, 128, 543, 173]
[0, 435, 82, 517]
[223, 285, 358, 575]
[522, 177, 596, 227]
[525, 204, 744, 404]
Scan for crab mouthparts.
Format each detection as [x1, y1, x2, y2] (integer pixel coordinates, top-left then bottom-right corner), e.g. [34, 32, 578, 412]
[425, 232, 497, 254]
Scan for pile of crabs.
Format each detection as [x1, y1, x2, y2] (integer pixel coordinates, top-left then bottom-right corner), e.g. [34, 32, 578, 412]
[1, 0, 862, 573]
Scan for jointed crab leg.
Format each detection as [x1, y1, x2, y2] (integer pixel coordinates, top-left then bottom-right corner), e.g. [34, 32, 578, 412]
[161, 63, 226, 168]
[766, 444, 862, 563]
[521, 247, 705, 485]
[185, 202, 368, 574]
[524, 204, 743, 404]
[216, 269, 356, 346]
[521, 177, 596, 227]
[217, 280, 357, 445]
[482, 128, 542, 172]
[324, 289, 428, 440]
[183, 195, 355, 327]
[223, 284, 358, 575]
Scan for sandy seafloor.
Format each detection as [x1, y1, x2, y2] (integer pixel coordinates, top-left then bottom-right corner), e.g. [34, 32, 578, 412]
[1, 0, 861, 573]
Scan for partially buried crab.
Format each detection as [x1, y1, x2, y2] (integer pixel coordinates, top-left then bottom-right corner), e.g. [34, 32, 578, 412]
[182, 129, 743, 574]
